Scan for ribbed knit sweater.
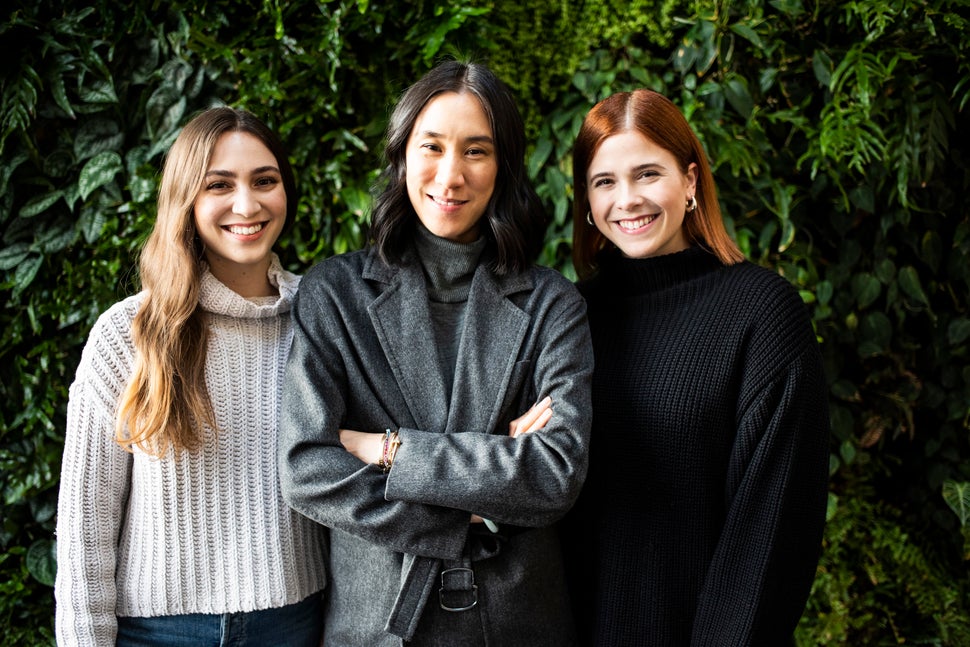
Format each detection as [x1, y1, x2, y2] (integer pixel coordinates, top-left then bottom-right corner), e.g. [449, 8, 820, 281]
[562, 246, 829, 646]
[54, 255, 328, 646]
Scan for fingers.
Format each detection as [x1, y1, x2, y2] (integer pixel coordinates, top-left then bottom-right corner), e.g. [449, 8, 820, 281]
[508, 396, 553, 437]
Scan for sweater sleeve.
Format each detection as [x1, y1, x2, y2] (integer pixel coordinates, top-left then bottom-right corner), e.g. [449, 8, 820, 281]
[55, 303, 135, 646]
[385, 285, 593, 528]
[690, 297, 830, 645]
[278, 278, 471, 561]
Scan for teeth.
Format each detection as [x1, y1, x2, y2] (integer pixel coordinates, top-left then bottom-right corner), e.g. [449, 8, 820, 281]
[227, 223, 263, 235]
[618, 214, 658, 230]
[432, 197, 464, 206]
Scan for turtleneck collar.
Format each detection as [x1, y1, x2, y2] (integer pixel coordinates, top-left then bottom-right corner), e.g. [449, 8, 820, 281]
[413, 222, 487, 303]
[198, 253, 300, 319]
[590, 246, 726, 297]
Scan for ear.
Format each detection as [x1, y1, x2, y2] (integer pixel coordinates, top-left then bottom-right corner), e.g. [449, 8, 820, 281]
[686, 162, 698, 195]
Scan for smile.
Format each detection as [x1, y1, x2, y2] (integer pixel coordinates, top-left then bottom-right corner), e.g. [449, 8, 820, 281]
[225, 222, 265, 235]
[616, 214, 659, 230]
[430, 196, 468, 207]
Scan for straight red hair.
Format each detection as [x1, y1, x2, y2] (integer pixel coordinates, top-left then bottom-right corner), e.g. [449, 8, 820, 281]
[572, 89, 743, 279]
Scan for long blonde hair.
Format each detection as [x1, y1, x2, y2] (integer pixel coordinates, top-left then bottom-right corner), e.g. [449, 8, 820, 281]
[572, 89, 744, 279]
[115, 107, 296, 456]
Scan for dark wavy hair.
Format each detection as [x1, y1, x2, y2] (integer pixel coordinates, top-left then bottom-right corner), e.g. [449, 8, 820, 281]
[369, 60, 545, 274]
[572, 89, 743, 279]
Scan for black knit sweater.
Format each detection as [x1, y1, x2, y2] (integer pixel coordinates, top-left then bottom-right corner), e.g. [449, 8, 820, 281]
[562, 246, 829, 646]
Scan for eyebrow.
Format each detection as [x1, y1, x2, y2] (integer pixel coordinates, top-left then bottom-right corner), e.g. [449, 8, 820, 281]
[589, 163, 659, 182]
[204, 165, 281, 178]
[417, 130, 494, 145]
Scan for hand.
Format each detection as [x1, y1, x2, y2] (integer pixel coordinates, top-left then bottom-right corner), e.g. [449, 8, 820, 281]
[338, 428, 384, 464]
[508, 396, 553, 438]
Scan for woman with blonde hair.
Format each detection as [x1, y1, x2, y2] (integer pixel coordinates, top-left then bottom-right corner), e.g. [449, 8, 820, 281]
[563, 89, 830, 645]
[55, 107, 327, 646]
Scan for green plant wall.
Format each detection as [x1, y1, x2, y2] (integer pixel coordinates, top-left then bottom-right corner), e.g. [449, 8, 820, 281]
[2, 0, 969, 643]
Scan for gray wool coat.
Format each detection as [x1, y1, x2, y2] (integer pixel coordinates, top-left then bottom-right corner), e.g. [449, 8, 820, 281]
[278, 244, 593, 646]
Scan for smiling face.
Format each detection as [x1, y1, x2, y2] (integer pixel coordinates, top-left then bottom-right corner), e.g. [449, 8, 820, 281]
[193, 130, 287, 295]
[586, 130, 697, 259]
[405, 91, 498, 243]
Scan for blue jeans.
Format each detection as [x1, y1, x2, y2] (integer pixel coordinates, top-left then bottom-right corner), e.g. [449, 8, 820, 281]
[116, 592, 323, 646]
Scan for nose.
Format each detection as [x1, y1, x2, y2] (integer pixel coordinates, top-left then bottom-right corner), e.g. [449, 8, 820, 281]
[434, 152, 465, 189]
[232, 187, 260, 218]
[616, 181, 644, 212]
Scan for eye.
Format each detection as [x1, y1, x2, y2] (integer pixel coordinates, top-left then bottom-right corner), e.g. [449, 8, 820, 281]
[255, 176, 280, 187]
[420, 142, 442, 153]
[636, 169, 659, 180]
[591, 177, 614, 189]
[466, 147, 488, 157]
[205, 180, 231, 191]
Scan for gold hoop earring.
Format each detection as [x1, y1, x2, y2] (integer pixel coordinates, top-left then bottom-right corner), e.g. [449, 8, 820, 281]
[686, 196, 698, 213]
[586, 210, 594, 226]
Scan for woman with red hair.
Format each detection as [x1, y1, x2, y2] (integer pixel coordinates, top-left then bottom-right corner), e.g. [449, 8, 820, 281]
[563, 89, 830, 646]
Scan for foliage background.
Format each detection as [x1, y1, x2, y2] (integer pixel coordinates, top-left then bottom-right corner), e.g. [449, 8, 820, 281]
[3, 0, 970, 643]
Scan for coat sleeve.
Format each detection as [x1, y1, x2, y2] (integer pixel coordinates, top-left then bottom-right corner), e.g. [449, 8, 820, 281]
[690, 294, 830, 646]
[385, 280, 593, 528]
[278, 272, 471, 561]
[55, 305, 135, 646]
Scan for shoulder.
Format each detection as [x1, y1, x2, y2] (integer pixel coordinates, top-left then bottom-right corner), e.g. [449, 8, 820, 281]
[73, 293, 144, 387]
[516, 265, 586, 320]
[723, 262, 812, 330]
[301, 249, 370, 285]
[88, 293, 144, 343]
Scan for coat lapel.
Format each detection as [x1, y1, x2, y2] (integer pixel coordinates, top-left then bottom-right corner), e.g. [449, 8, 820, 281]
[364, 250, 450, 433]
[446, 265, 532, 435]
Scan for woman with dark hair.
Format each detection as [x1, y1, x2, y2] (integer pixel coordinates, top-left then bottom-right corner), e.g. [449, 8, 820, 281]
[279, 60, 592, 645]
[55, 107, 327, 645]
[563, 89, 830, 645]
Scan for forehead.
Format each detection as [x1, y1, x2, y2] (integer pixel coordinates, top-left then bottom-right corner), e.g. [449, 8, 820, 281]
[208, 131, 276, 168]
[588, 130, 676, 173]
[410, 91, 492, 137]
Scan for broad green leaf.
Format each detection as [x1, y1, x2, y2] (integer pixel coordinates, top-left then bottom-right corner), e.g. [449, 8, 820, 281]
[942, 481, 970, 527]
[12, 254, 43, 299]
[851, 272, 881, 308]
[724, 77, 754, 120]
[74, 119, 124, 161]
[77, 78, 118, 104]
[26, 539, 56, 587]
[898, 266, 929, 306]
[812, 48, 833, 87]
[0, 243, 30, 270]
[78, 151, 122, 200]
[816, 280, 833, 305]
[19, 191, 64, 218]
[947, 318, 970, 345]
[859, 311, 892, 354]
[730, 22, 764, 49]
[49, 72, 75, 119]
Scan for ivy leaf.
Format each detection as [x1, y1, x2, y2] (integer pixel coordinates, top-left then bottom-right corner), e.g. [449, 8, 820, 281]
[898, 266, 929, 306]
[947, 318, 970, 345]
[26, 539, 57, 587]
[942, 481, 970, 527]
[851, 273, 881, 309]
[78, 151, 123, 200]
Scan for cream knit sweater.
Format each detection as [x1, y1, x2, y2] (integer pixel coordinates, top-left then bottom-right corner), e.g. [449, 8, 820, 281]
[54, 255, 328, 646]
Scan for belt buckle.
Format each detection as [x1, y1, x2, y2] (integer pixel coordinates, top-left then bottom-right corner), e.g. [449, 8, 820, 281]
[439, 567, 478, 612]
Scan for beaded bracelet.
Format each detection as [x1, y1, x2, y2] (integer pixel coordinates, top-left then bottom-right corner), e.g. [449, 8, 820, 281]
[378, 429, 401, 473]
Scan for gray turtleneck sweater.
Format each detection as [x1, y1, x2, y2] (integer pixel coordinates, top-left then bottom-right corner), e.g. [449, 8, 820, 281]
[413, 224, 486, 398]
